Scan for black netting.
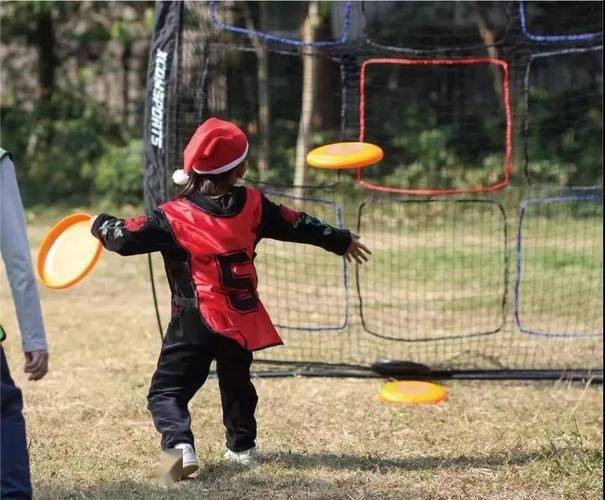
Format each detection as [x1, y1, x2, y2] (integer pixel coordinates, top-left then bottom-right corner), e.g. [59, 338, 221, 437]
[514, 193, 603, 338]
[357, 198, 508, 342]
[144, 1, 603, 374]
[364, 1, 512, 53]
[523, 47, 603, 186]
[360, 60, 509, 193]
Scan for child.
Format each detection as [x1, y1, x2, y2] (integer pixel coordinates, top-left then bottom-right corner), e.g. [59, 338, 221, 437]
[90, 118, 370, 481]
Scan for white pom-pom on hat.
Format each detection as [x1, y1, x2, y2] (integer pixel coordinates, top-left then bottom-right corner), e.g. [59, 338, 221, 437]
[172, 169, 190, 185]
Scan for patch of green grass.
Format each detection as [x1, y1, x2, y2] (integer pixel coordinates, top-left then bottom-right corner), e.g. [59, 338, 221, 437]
[525, 247, 601, 272]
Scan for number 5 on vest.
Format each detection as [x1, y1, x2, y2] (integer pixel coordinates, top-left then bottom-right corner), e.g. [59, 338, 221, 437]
[215, 251, 259, 313]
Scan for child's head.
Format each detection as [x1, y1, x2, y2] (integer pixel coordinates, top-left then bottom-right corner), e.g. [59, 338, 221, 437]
[179, 161, 247, 197]
[173, 118, 248, 196]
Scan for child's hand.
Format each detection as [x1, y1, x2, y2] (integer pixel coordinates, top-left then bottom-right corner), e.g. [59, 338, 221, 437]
[345, 232, 371, 265]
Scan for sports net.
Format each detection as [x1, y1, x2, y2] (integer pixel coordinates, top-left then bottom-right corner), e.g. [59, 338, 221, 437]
[143, 1, 603, 375]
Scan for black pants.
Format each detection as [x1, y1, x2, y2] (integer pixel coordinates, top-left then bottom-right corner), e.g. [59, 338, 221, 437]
[147, 309, 257, 452]
[1, 347, 32, 499]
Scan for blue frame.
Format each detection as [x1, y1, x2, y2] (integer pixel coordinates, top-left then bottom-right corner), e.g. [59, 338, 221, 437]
[210, 1, 352, 47]
[514, 194, 603, 338]
[519, 1, 602, 43]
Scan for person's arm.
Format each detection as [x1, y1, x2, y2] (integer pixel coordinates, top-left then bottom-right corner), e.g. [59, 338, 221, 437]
[90, 210, 180, 256]
[0, 154, 48, 380]
[257, 194, 371, 263]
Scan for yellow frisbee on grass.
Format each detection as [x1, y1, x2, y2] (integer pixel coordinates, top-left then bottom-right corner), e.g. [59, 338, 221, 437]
[380, 380, 448, 405]
[36, 213, 103, 289]
[306, 142, 384, 170]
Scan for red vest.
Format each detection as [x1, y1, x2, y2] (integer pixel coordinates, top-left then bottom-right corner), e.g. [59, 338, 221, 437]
[160, 188, 282, 351]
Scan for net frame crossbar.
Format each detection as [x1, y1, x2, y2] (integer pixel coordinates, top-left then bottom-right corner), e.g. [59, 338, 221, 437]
[209, 0, 353, 47]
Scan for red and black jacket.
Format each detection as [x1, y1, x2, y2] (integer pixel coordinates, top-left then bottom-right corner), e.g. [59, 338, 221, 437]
[91, 186, 351, 351]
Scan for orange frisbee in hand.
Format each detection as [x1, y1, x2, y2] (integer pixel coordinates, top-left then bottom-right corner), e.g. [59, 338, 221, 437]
[306, 142, 384, 170]
[36, 213, 103, 289]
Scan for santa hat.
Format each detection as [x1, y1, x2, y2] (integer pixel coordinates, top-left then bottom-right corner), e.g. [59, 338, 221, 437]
[172, 118, 249, 185]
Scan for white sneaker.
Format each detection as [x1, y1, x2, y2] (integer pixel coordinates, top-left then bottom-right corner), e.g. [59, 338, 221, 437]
[224, 447, 258, 466]
[174, 443, 199, 476]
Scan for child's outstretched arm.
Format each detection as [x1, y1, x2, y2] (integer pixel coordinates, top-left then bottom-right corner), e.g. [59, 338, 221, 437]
[258, 195, 371, 263]
[90, 211, 183, 257]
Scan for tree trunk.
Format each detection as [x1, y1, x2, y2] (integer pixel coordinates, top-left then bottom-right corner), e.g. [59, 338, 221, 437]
[36, 9, 56, 102]
[474, 2, 503, 108]
[202, 2, 228, 116]
[206, 54, 228, 116]
[293, 1, 321, 197]
[243, 2, 270, 180]
[122, 41, 131, 132]
[256, 2, 270, 179]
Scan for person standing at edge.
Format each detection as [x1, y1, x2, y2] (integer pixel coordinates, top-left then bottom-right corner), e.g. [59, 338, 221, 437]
[0, 147, 49, 500]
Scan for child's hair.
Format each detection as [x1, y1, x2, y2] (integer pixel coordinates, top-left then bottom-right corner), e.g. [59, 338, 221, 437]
[179, 162, 244, 197]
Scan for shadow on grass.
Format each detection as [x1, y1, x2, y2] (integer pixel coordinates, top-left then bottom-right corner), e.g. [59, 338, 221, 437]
[35, 447, 575, 499]
[36, 480, 201, 500]
[262, 447, 561, 472]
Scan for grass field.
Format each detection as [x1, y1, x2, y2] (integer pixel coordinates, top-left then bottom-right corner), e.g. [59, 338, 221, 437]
[0, 212, 602, 499]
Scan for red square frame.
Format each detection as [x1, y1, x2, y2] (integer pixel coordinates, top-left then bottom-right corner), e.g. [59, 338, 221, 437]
[358, 58, 513, 195]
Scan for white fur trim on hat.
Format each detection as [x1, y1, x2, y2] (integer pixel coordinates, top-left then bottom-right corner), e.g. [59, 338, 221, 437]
[172, 169, 190, 185]
[192, 142, 249, 175]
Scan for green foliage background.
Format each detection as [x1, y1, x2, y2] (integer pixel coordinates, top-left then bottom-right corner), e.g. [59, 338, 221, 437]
[0, 0, 151, 207]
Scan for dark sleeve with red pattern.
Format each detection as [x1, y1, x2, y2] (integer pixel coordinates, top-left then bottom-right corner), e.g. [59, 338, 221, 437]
[257, 194, 351, 256]
[90, 209, 182, 257]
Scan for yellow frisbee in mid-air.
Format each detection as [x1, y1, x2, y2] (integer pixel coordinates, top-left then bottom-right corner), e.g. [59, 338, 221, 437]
[306, 142, 384, 170]
[36, 213, 103, 289]
[380, 380, 448, 405]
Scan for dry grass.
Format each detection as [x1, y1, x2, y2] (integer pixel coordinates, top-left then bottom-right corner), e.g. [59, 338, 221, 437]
[0, 214, 602, 499]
